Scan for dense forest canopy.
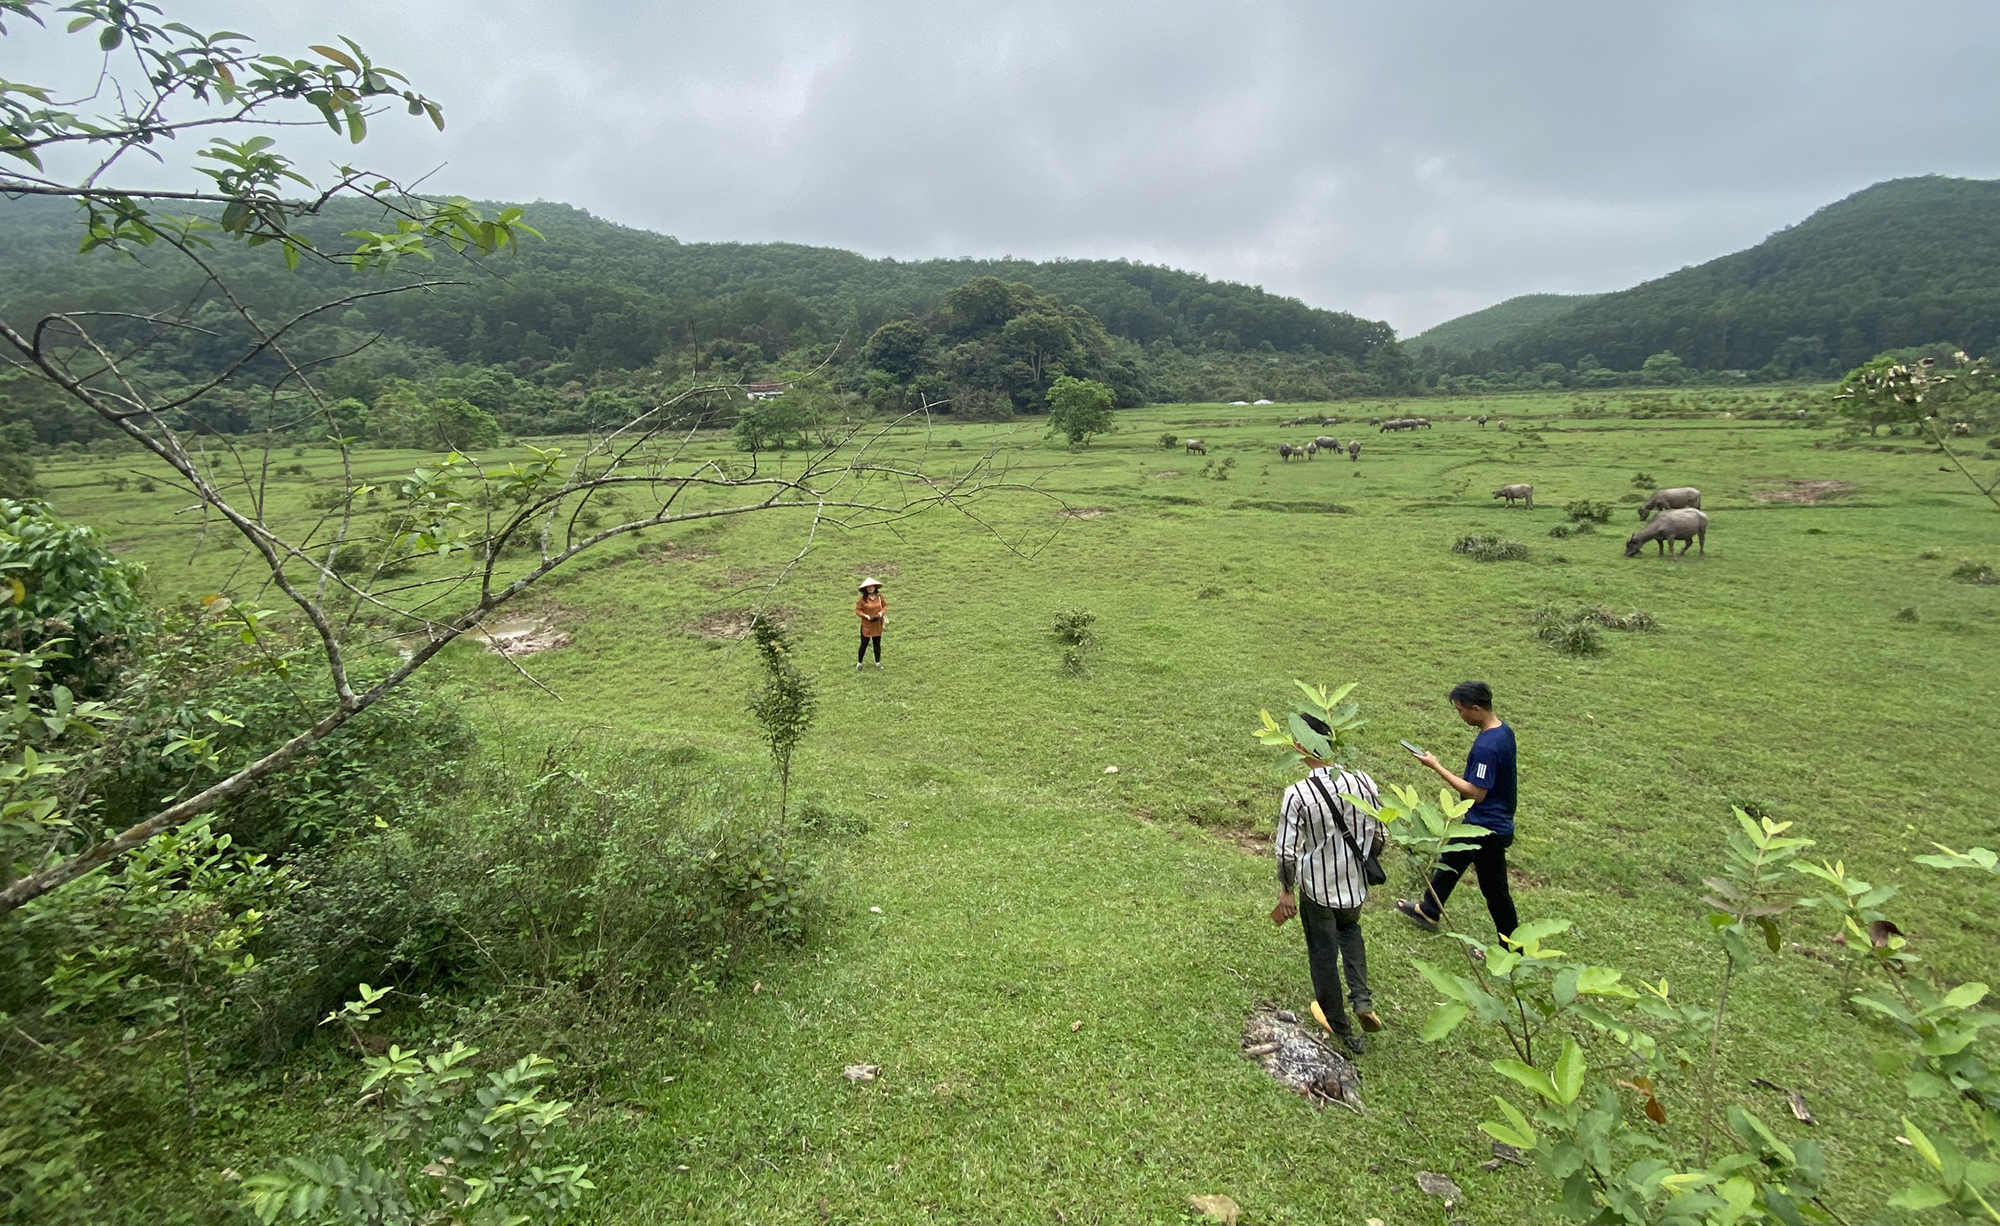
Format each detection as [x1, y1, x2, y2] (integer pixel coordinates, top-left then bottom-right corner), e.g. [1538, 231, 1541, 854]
[0, 193, 1408, 443]
[1445, 176, 2000, 380]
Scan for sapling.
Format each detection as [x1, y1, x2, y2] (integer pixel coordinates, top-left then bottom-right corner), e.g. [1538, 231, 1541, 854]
[748, 614, 817, 824]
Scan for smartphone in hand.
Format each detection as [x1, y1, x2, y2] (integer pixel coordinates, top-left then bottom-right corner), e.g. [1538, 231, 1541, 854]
[1400, 739, 1426, 758]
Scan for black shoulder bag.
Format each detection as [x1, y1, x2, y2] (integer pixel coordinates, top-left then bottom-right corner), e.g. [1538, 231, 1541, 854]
[1306, 774, 1387, 887]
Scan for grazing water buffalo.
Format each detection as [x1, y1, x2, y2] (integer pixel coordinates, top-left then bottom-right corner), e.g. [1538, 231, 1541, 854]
[1279, 443, 1306, 461]
[1304, 440, 1320, 458]
[1626, 508, 1707, 558]
[1637, 487, 1701, 520]
[1184, 439, 1207, 455]
[1477, 415, 1488, 427]
[1492, 483, 1534, 508]
[1348, 440, 1361, 461]
[1495, 420, 1507, 432]
[1314, 435, 1340, 451]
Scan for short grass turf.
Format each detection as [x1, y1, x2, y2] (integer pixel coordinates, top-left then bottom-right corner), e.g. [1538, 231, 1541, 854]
[47, 389, 2000, 1224]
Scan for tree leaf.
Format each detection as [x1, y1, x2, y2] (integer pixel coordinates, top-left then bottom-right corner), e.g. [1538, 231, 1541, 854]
[1420, 1002, 1468, 1041]
[1492, 1058, 1559, 1104]
[1552, 1038, 1586, 1105]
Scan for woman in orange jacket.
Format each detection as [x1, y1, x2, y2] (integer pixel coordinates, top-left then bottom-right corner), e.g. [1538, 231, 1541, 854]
[855, 578, 887, 669]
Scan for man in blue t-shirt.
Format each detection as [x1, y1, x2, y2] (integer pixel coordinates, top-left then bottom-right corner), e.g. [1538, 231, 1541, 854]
[1397, 680, 1521, 939]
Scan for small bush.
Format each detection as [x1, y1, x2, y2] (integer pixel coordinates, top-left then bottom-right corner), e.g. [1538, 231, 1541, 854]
[1632, 471, 1655, 487]
[1894, 606, 1920, 623]
[1158, 432, 1177, 449]
[796, 796, 869, 839]
[136, 478, 156, 493]
[946, 437, 963, 448]
[1052, 608, 1097, 675]
[1951, 559, 1998, 585]
[1565, 498, 1614, 524]
[1987, 436, 2000, 450]
[1452, 534, 1529, 562]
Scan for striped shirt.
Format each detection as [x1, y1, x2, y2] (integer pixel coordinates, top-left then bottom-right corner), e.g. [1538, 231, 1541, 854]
[1275, 765, 1386, 910]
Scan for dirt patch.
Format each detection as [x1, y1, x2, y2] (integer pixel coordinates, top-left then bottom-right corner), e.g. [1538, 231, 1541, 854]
[1150, 471, 1182, 480]
[1752, 480, 1859, 504]
[1242, 1004, 1364, 1111]
[1060, 507, 1110, 519]
[475, 613, 572, 658]
[852, 562, 901, 578]
[688, 606, 799, 640]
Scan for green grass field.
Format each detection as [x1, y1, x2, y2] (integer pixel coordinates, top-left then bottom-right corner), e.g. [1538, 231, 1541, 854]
[45, 390, 2000, 1223]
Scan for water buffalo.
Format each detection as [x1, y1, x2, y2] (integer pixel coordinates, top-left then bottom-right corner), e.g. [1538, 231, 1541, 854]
[1304, 440, 1319, 459]
[1184, 439, 1207, 455]
[1492, 483, 1533, 508]
[1279, 443, 1305, 461]
[1626, 508, 1707, 558]
[1496, 420, 1507, 432]
[1477, 415, 1488, 427]
[1637, 487, 1701, 520]
[1347, 440, 1361, 461]
[1314, 435, 1340, 451]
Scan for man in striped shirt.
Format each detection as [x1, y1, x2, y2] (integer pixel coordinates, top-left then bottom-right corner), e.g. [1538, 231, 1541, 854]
[1270, 713, 1388, 1053]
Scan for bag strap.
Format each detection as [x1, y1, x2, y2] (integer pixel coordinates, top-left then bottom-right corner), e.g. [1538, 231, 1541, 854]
[1305, 772, 1375, 862]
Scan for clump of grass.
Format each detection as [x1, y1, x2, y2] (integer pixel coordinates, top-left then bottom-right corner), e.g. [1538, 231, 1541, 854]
[1158, 432, 1177, 449]
[1532, 604, 1655, 655]
[1452, 534, 1529, 562]
[1894, 607, 1920, 623]
[1052, 608, 1097, 675]
[1534, 617, 1603, 656]
[1632, 471, 1656, 487]
[946, 438, 963, 449]
[1951, 559, 1998, 585]
[1565, 498, 1614, 524]
[1918, 547, 1944, 560]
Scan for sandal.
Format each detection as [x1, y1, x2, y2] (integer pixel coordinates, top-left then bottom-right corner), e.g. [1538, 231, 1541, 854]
[1396, 899, 1440, 932]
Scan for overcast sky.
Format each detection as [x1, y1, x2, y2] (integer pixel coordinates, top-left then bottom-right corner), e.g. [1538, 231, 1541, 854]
[18, 1, 2000, 334]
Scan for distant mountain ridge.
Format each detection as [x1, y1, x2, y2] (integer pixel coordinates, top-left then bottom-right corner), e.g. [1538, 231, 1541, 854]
[1411, 293, 1599, 356]
[1459, 175, 2000, 376]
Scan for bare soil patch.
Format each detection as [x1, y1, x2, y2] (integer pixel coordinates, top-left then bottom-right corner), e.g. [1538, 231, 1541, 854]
[1752, 480, 1859, 504]
[1060, 507, 1110, 519]
[1241, 1003, 1364, 1110]
[475, 608, 573, 658]
[1149, 471, 1182, 480]
[852, 562, 901, 578]
[688, 606, 800, 640]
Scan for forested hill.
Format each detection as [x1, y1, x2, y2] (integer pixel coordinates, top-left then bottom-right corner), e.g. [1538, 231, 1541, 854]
[0, 194, 1395, 384]
[1459, 176, 2000, 378]
[1410, 293, 1598, 357]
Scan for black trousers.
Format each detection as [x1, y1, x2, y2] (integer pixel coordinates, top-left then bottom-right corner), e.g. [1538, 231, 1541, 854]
[857, 631, 881, 663]
[1299, 894, 1371, 1028]
[1421, 828, 1518, 937]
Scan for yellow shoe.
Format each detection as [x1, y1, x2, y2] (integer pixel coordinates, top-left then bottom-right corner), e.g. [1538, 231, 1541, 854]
[1309, 1000, 1332, 1034]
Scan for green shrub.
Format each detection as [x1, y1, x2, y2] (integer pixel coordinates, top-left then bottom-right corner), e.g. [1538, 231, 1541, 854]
[1951, 559, 1998, 584]
[1531, 604, 1653, 655]
[0, 499, 147, 696]
[1052, 608, 1097, 674]
[1564, 498, 1614, 524]
[1158, 432, 1177, 449]
[1632, 471, 1655, 487]
[1452, 534, 1529, 562]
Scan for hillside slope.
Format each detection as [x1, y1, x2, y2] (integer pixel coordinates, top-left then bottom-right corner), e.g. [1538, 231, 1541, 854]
[1411, 293, 1597, 356]
[1470, 176, 2000, 375]
[0, 194, 1394, 361]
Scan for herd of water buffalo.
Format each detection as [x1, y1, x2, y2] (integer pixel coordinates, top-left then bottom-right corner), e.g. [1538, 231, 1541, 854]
[1179, 412, 1713, 559]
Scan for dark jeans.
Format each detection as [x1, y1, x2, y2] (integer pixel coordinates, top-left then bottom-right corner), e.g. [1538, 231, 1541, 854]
[1299, 894, 1371, 1030]
[1420, 827, 1518, 937]
[857, 632, 881, 663]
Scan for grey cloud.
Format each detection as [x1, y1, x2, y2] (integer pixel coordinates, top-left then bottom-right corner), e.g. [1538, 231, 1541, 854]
[73, 2, 2000, 330]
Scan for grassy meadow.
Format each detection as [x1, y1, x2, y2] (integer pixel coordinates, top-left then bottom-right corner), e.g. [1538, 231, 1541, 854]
[44, 389, 2000, 1224]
